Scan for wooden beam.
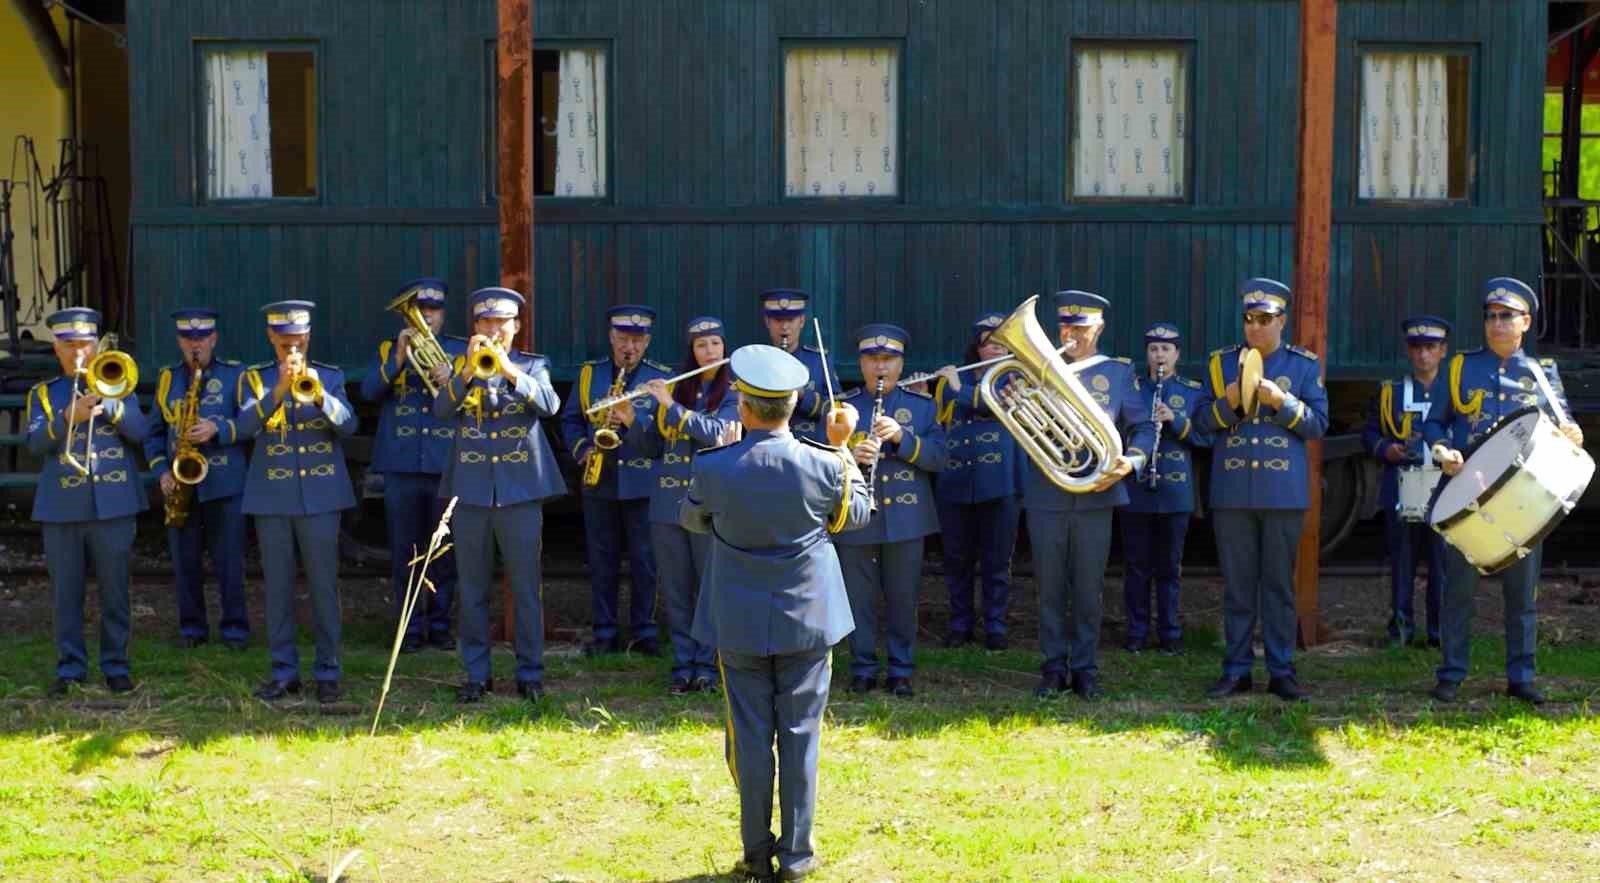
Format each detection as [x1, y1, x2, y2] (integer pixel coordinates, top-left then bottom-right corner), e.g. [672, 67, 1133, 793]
[495, 0, 533, 643]
[1292, 0, 1336, 648]
[13, 0, 71, 88]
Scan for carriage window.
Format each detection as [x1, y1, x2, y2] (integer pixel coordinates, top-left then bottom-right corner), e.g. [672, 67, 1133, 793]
[783, 45, 900, 198]
[490, 46, 609, 198]
[1071, 44, 1190, 200]
[201, 47, 318, 200]
[1357, 51, 1471, 201]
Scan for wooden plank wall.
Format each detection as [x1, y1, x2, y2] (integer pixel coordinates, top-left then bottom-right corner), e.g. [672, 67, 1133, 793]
[128, 0, 1548, 381]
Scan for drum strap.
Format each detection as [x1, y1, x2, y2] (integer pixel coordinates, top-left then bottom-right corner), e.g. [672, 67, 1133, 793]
[1526, 360, 1571, 425]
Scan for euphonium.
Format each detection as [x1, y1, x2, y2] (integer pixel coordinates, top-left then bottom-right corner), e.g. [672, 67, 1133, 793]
[165, 359, 210, 527]
[63, 337, 139, 476]
[386, 288, 452, 397]
[583, 367, 630, 487]
[978, 296, 1123, 494]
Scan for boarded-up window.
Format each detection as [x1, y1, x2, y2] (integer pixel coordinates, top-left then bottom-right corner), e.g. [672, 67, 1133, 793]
[1072, 45, 1188, 200]
[1358, 51, 1471, 200]
[201, 47, 317, 200]
[784, 45, 899, 198]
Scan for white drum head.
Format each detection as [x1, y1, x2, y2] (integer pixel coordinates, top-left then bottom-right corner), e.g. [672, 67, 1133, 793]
[1429, 411, 1543, 528]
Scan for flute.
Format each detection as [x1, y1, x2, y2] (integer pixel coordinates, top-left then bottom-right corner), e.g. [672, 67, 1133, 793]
[583, 358, 731, 415]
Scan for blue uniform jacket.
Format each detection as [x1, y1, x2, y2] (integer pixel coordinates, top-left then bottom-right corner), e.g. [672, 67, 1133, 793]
[832, 384, 947, 544]
[1020, 356, 1157, 511]
[360, 334, 469, 475]
[787, 345, 839, 438]
[236, 362, 359, 516]
[626, 388, 740, 524]
[558, 357, 672, 500]
[27, 376, 150, 523]
[1361, 373, 1446, 510]
[433, 351, 567, 507]
[1423, 348, 1569, 455]
[1195, 344, 1330, 511]
[1123, 373, 1211, 514]
[932, 367, 1022, 504]
[681, 428, 873, 656]
[143, 358, 250, 503]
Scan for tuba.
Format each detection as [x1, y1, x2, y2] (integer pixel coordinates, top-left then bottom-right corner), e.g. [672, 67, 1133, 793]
[386, 288, 453, 397]
[978, 296, 1123, 494]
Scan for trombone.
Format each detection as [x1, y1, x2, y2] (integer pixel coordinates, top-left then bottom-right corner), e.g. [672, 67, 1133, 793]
[386, 288, 454, 397]
[63, 336, 139, 476]
[582, 358, 731, 417]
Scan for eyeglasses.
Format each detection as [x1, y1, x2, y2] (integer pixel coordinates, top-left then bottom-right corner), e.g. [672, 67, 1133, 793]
[1242, 313, 1277, 327]
[1483, 310, 1524, 324]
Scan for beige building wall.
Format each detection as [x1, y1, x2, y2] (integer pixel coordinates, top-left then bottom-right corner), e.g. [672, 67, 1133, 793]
[0, 1, 68, 342]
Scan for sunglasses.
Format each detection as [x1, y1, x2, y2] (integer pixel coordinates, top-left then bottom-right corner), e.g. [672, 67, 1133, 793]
[1242, 313, 1278, 327]
[1483, 310, 1525, 323]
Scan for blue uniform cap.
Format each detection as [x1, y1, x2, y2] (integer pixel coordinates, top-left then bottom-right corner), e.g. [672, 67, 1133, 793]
[1483, 277, 1537, 315]
[1144, 321, 1182, 344]
[731, 344, 809, 398]
[47, 307, 101, 341]
[973, 312, 1005, 338]
[470, 287, 525, 319]
[760, 288, 810, 318]
[1241, 278, 1290, 316]
[856, 323, 909, 355]
[686, 315, 725, 340]
[607, 304, 656, 334]
[261, 300, 315, 334]
[397, 277, 447, 308]
[171, 307, 219, 339]
[1055, 290, 1108, 326]
[1402, 314, 1451, 343]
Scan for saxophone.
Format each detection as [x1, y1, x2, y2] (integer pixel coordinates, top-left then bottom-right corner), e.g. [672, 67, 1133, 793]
[583, 366, 630, 488]
[164, 360, 210, 527]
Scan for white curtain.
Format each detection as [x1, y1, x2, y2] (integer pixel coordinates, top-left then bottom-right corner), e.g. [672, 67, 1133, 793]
[204, 49, 273, 199]
[1359, 53, 1451, 199]
[1073, 47, 1186, 198]
[784, 46, 899, 197]
[554, 49, 607, 197]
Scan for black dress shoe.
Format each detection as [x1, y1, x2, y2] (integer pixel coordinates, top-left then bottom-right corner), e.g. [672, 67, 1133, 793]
[582, 637, 621, 658]
[105, 674, 135, 694]
[690, 675, 718, 693]
[778, 856, 820, 880]
[517, 680, 545, 701]
[731, 857, 775, 882]
[174, 635, 207, 649]
[222, 638, 249, 651]
[632, 637, 662, 657]
[399, 634, 425, 655]
[1159, 638, 1183, 655]
[984, 632, 1007, 651]
[886, 677, 914, 698]
[1206, 674, 1252, 699]
[1427, 637, 1442, 649]
[943, 630, 972, 649]
[847, 675, 876, 694]
[667, 677, 692, 695]
[457, 679, 493, 703]
[1070, 671, 1104, 701]
[1122, 639, 1145, 654]
[429, 631, 454, 651]
[48, 676, 85, 698]
[253, 678, 303, 701]
[316, 680, 343, 704]
[1507, 682, 1546, 705]
[1267, 675, 1306, 703]
[1035, 671, 1068, 699]
[1429, 681, 1459, 703]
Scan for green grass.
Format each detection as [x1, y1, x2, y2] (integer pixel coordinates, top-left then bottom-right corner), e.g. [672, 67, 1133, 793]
[1, 623, 1598, 881]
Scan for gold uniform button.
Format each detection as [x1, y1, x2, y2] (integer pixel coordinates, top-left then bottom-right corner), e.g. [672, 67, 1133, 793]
[1498, 393, 1505, 401]
[1251, 418, 1260, 425]
[1251, 438, 1259, 445]
[964, 439, 971, 445]
[491, 412, 501, 419]
[298, 446, 306, 453]
[1251, 460, 1259, 469]
[881, 475, 889, 483]
[490, 432, 498, 439]
[491, 455, 500, 463]
[299, 469, 307, 477]
[882, 497, 892, 505]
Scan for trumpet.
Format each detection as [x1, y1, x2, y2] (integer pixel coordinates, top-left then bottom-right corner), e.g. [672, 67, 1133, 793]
[386, 288, 453, 397]
[288, 346, 322, 405]
[63, 337, 138, 476]
[469, 338, 505, 381]
[582, 358, 731, 417]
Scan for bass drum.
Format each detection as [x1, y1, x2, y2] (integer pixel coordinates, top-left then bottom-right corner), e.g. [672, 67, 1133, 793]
[1428, 408, 1595, 575]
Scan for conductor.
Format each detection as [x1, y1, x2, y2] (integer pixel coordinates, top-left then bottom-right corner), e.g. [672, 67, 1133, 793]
[681, 344, 872, 881]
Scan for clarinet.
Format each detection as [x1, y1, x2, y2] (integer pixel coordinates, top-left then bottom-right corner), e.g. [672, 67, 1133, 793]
[864, 375, 887, 490]
[1145, 364, 1166, 488]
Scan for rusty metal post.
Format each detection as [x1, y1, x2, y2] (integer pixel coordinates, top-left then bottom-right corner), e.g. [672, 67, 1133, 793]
[495, 0, 534, 642]
[1292, 0, 1336, 648]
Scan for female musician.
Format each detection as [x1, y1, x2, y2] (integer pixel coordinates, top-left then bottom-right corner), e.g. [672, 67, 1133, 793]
[619, 316, 739, 693]
[932, 312, 1022, 651]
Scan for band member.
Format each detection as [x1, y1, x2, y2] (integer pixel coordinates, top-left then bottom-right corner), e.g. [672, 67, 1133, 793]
[759, 288, 838, 438]
[29, 308, 148, 697]
[933, 312, 1021, 651]
[681, 344, 871, 882]
[835, 323, 946, 697]
[1120, 322, 1209, 655]
[621, 316, 739, 694]
[1022, 292, 1152, 700]
[144, 308, 251, 650]
[1361, 316, 1450, 648]
[237, 300, 358, 704]
[1195, 279, 1329, 703]
[1425, 278, 1581, 705]
[559, 305, 671, 656]
[435, 287, 566, 702]
[360, 278, 465, 654]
